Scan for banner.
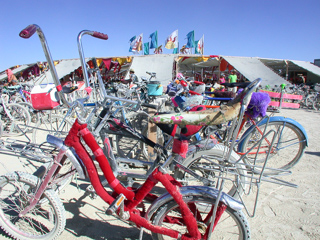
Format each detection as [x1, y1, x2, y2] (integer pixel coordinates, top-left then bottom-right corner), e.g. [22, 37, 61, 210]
[195, 35, 204, 54]
[144, 42, 150, 55]
[149, 31, 158, 49]
[165, 30, 178, 49]
[186, 30, 195, 48]
[130, 33, 143, 52]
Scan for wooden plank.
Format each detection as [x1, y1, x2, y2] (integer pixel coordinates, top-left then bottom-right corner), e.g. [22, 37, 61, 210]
[259, 90, 303, 100]
[269, 101, 300, 108]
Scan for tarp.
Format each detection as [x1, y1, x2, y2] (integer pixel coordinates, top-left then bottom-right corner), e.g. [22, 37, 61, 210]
[34, 58, 91, 85]
[222, 56, 288, 86]
[126, 54, 176, 85]
[0, 64, 32, 81]
[290, 60, 320, 77]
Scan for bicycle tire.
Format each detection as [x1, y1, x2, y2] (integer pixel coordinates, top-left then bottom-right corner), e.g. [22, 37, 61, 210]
[312, 97, 320, 110]
[32, 114, 72, 144]
[174, 144, 247, 199]
[2, 103, 31, 137]
[0, 171, 66, 240]
[151, 194, 250, 240]
[18, 102, 41, 129]
[238, 121, 307, 174]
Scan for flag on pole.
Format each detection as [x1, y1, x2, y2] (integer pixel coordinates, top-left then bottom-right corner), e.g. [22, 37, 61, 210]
[154, 45, 163, 54]
[129, 36, 136, 52]
[180, 45, 191, 54]
[129, 34, 143, 52]
[144, 42, 149, 55]
[149, 31, 158, 49]
[195, 35, 204, 54]
[186, 30, 195, 48]
[165, 30, 178, 49]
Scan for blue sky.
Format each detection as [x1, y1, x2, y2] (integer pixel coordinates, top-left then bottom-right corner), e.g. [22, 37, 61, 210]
[1, 0, 319, 71]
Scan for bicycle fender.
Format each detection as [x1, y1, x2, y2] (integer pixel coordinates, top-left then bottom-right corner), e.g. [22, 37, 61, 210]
[238, 116, 309, 152]
[145, 186, 243, 221]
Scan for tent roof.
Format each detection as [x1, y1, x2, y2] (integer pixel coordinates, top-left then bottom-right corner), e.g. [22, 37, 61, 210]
[290, 60, 320, 77]
[0, 64, 33, 81]
[222, 56, 288, 86]
[127, 54, 176, 84]
[34, 58, 91, 84]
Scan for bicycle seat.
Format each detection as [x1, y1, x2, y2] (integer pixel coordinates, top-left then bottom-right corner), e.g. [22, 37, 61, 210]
[221, 82, 251, 88]
[152, 78, 262, 127]
[62, 85, 78, 94]
[120, 79, 132, 84]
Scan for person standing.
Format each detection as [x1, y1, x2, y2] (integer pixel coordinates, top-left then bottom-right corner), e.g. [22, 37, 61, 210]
[129, 69, 139, 83]
[4, 69, 18, 86]
[228, 70, 237, 92]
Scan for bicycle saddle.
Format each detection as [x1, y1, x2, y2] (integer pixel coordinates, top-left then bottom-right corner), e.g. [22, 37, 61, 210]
[152, 78, 262, 127]
[62, 85, 78, 94]
[120, 79, 132, 84]
[221, 82, 251, 88]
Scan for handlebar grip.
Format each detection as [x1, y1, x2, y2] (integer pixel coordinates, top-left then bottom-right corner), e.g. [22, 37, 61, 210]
[141, 102, 158, 110]
[19, 24, 38, 39]
[92, 31, 108, 40]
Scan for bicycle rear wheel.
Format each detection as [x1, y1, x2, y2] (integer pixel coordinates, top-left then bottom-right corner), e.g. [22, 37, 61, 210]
[0, 172, 66, 239]
[2, 103, 31, 137]
[238, 121, 307, 174]
[151, 194, 250, 239]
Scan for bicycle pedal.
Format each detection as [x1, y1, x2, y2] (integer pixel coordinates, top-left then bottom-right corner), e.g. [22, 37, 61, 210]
[106, 193, 126, 215]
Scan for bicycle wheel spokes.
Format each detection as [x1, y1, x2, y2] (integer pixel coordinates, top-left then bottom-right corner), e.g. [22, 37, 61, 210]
[0, 172, 65, 239]
[151, 196, 249, 239]
[243, 122, 306, 174]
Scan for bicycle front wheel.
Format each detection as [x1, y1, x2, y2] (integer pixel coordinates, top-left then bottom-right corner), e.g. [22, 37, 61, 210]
[0, 172, 66, 240]
[32, 114, 72, 144]
[239, 121, 307, 174]
[151, 195, 250, 240]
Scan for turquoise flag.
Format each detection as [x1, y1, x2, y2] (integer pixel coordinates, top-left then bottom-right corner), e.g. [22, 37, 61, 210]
[194, 40, 199, 54]
[149, 31, 158, 49]
[144, 42, 150, 55]
[186, 31, 195, 48]
[173, 48, 178, 54]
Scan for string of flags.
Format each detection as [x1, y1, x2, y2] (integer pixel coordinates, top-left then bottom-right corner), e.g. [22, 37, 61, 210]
[129, 30, 204, 55]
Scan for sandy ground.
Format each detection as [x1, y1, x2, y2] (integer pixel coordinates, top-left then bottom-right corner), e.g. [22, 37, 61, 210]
[0, 107, 319, 240]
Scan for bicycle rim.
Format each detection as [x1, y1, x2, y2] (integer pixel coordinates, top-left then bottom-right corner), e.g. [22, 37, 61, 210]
[0, 172, 66, 239]
[151, 195, 250, 240]
[240, 121, 306, 174]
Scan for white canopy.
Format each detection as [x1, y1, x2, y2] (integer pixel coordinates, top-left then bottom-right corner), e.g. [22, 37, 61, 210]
[127, 54, 176, 85]
[34, 58, 91, 85]
[290, 60, 320, 77]
[222, 56, 288, 86]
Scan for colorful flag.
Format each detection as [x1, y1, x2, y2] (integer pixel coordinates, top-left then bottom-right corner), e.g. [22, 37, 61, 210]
[195, 35, 204, 54]
[154, 45, 163, 54]
[130, 34, 143, 52]
[149, 31, 158, 49]
[165, 30, 178, 49]
[173, 48, 178, 54]
[186, 30, 195, 48]
[129, 36, 136, 52]
[144, 42, 150, 55]
[180, 45, 191, 54]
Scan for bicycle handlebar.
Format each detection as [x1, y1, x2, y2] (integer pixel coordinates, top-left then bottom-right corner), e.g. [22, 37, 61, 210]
[19, 24, 38, 38]
[91, 31, 109, 40]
